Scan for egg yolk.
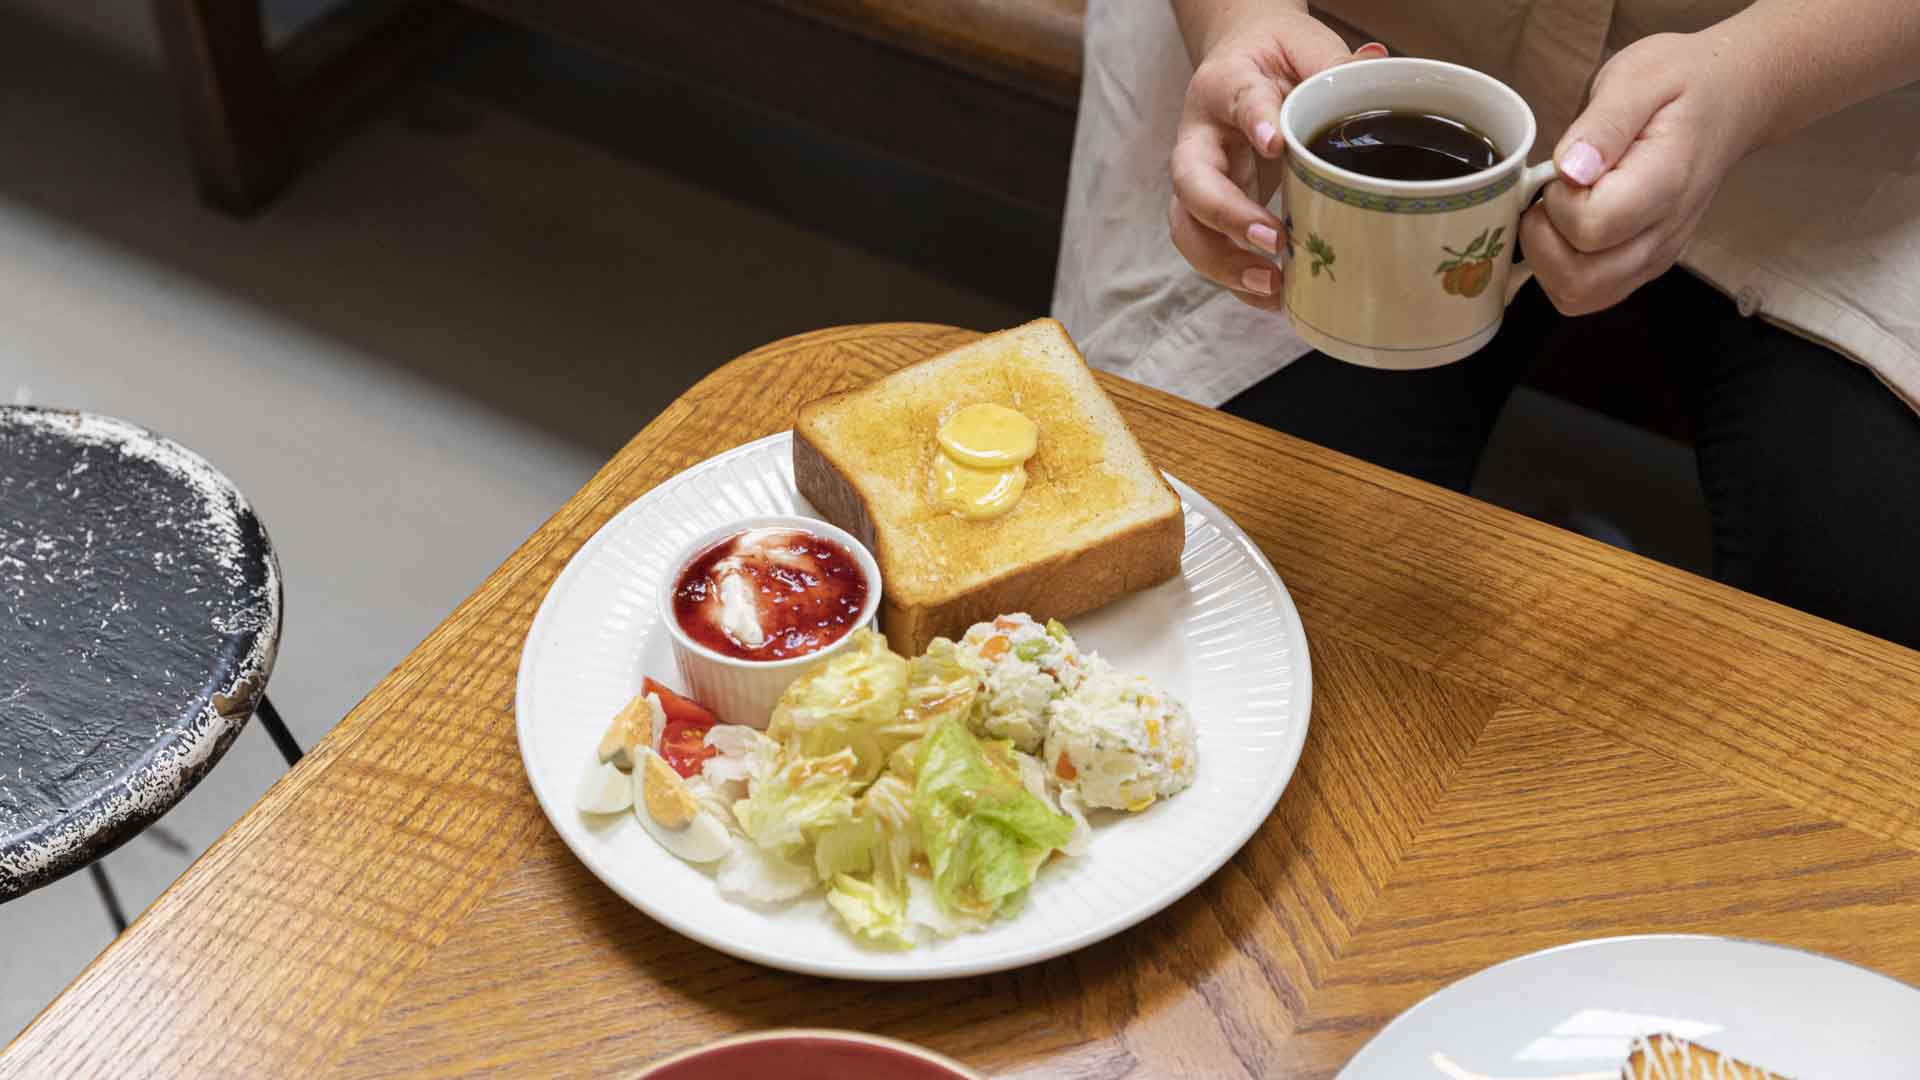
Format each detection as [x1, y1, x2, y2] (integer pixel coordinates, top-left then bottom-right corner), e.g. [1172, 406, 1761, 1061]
[641, 753, 699, 829]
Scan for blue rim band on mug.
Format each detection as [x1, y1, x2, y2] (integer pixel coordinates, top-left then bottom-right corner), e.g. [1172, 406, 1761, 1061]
[1287, 156, 1519, 214]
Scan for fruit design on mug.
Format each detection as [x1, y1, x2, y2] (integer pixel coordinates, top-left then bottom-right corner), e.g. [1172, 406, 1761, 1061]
[1436, 226, 1505, 297]
[1305, 232, 1337, 281]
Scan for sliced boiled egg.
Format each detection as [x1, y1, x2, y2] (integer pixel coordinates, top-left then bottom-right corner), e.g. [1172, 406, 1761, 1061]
[633, 749, 732, 863]
[575, 758, 634, 815]
[596, 691, 664, 772]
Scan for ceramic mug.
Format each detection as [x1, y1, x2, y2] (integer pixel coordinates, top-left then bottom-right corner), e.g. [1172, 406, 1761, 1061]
[1278, 58, 1559, 369]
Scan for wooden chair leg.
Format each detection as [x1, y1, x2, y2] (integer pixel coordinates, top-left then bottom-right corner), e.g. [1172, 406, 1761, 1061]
[151, 0, 294, 215]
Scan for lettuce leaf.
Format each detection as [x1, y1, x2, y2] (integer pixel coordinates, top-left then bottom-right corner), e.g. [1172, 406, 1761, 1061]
[886, 737, 924, 784]
[731, 746, 858, 856]
[906, 873, 986, 938]
[704, 724, 779, 782]
[877, 638, 981, 787]
[908, 638, 981, 725]
[913, 717, 1074, 922]
[816, 774, 917, 947]
[1016, 749, 1091, 858]
[826, 874, 913, 950]
[768, 630, 912, 783]
[716, 840, 817, 904]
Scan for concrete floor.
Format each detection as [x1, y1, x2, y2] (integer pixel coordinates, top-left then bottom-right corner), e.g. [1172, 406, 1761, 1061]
[0, 3, 1022, 1041]
[0, 0, 1708, 1047]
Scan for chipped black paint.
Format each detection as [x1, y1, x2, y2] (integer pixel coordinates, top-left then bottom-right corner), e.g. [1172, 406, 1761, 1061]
[1, 407, 281, 900]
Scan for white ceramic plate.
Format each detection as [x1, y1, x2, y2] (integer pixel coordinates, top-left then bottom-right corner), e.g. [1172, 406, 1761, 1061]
[1341, 934, 1920, 1079]
[516, 432, 1311, 980]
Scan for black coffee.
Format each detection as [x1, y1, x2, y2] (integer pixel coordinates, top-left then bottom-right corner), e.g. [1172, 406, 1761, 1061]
[1306, 110, 1500, 181]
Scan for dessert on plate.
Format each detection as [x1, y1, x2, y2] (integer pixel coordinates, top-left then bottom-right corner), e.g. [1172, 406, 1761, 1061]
[1622, 1033, 1788, 1079]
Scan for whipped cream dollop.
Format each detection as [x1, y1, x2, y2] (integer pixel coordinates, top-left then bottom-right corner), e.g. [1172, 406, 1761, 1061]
[712, 559, 768, 649]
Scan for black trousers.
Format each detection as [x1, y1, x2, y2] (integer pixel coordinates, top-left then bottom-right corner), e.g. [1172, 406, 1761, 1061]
[1223, 270, 1920, 650]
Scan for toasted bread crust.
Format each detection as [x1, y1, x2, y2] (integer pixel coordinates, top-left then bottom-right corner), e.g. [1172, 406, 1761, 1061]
[793, 426, 878, 555]
[879, 504, 1181, 655]
[793, 322, 1184, 655]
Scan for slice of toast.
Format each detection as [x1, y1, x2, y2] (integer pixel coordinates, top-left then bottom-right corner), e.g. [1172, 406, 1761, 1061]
[1623, 1034, 1789, 1079]
[793, 319, 1184, 655]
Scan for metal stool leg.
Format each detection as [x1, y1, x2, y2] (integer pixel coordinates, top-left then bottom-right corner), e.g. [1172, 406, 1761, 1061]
[144, 823, 191, 855]
[89, 862, 129, 933]
[255, 693, 304, 766]
[83, 698, 300, 938]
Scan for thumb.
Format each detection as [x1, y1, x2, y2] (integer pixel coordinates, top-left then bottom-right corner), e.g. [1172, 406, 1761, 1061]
[1247, 38, 1389, 157]
[1285, 31, 1388, 84]
[1555, 67, 1673, 187]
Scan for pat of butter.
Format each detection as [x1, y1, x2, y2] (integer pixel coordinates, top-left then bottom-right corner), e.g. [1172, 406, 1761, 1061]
[935, 404, 1036, 519]
[937, 404, 1038, 468]
[936, 455, 1028, 520]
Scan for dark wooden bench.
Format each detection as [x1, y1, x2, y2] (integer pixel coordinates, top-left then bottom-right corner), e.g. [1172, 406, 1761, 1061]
[152, 0, 1686, 440]
[153, 0, 1083, 217]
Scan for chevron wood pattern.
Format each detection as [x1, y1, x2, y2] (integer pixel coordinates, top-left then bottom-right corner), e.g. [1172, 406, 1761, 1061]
[6, 324, 1920, 1079]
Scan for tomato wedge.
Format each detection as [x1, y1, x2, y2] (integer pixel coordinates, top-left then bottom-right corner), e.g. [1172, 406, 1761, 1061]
[645, 677, 718, 778]
[643, 677, 718, 730]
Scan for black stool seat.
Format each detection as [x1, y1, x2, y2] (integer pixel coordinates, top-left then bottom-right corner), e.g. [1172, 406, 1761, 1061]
[1, 407, 280, 900]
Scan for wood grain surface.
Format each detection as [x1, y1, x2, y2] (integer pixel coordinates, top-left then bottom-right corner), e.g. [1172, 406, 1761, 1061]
[767, 0, 1085, 101]
[7, 323, 1920, 1078]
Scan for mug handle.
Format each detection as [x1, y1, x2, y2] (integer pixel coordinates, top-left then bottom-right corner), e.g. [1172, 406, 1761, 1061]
[1504, 161, 1561, 305]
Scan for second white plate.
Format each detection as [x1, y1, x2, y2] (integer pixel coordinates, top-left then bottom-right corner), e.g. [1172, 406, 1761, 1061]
[515, 431, 1311, 980]
[1341, 934, 1920, 1079]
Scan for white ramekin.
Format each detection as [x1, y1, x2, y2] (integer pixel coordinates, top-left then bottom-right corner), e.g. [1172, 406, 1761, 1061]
[659, 514, 882, 729]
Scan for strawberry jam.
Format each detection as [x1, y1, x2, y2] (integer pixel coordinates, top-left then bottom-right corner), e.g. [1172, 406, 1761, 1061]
[671, 527, 868, 661]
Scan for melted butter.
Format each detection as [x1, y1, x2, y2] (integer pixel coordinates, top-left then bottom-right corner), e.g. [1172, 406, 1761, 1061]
[936, 455, 1027, 519]
[935, 404, 1036, 519]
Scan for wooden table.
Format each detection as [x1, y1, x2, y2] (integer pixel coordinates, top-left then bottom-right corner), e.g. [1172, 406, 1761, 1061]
[8, 324, 1920, 1078]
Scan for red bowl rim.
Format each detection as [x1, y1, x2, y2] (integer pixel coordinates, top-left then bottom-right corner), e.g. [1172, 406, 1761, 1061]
[635, 1029, 983, 1079]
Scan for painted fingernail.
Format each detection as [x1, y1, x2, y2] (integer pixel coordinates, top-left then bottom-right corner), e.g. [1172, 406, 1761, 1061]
[1247, 223, 1279, 254]
[1254, 121, 1278, 155]
[1560, 140, 1604, 186]
[1242, 267, 1274, 295]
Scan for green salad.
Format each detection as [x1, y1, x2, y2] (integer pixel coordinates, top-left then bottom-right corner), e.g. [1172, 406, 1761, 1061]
[690, 628, 1085, 948]
[582, 617, 1195, 949]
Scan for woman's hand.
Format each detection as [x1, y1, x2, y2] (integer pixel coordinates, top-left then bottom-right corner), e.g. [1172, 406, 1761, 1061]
[1522, 32, 1774, 316]
[1167, 7, 1386, 310]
